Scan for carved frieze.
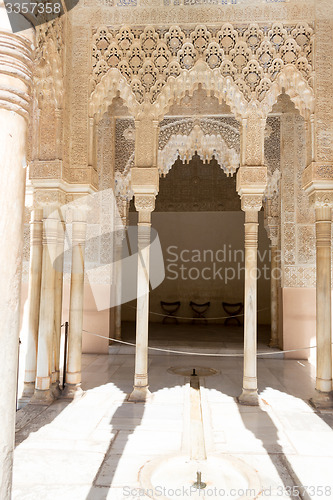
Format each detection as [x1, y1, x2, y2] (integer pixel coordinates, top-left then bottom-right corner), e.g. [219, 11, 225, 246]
[89, 22, 315, 119]
[29, 160, 99, 190]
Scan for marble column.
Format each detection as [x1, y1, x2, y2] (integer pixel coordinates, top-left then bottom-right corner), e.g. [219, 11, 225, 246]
[302, 162, 333, 408]
[238, 208, 260, 405]
[237, 112, 267, 405]
[51, 217, 65, 397]
[63, 209, 87, 398]
[311, 206, 333, 407]
[264, 204, 280, 348]
[0, 13, 34, 497]
[269, 243, 280, 348]
[31, 207, 59, 404]
[129, 195, 155, 402]
[114, 236, 123, 340]
[22, 208, 43, 397]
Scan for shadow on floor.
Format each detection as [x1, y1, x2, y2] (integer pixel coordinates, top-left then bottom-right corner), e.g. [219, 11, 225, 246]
[15, 321, 327, 500]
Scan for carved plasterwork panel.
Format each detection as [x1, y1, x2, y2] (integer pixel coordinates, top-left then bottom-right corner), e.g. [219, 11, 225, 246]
[281, 113, 315, 288]
[315, 17, 333, 162]
[159, 116, 239, 148]
[89, 22, 315, 120]
[263, 116, 281, 238]
[265, 116, 280, 175]
[115, 118, 135, 174]
[97, 112, 115, 190]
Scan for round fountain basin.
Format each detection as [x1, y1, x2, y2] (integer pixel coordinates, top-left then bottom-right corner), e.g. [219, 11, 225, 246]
[140, 455, 261, 500]
[167, 366, 219, 377]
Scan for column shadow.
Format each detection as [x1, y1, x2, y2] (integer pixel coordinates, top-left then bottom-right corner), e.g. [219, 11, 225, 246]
[84, 331, 186, 499]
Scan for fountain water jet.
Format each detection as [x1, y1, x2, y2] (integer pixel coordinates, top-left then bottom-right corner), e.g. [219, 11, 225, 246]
[139, 367, 262, 499]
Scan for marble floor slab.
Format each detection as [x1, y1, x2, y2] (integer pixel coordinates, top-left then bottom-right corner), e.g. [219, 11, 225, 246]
[13, 323, 333, 500]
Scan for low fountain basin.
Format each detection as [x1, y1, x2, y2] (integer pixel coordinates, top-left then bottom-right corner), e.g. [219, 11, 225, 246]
[167, 366, 219, 377]
[140, 454, 261, 500]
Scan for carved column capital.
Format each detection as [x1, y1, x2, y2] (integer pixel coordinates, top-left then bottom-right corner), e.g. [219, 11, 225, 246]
[33, 188, 67, 209]
[131, 167, 159, 195]
[302, 162, 333, 208]
[134, 194, 156, 224]
[135, 193, 155, 212]
[237, 166, 267, 212]
[237, 166, 267, 192]
[240, 195, 264, 213]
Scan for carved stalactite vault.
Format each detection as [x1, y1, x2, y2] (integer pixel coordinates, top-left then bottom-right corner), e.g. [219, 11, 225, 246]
[158, 117, 240, 176]
[89, 22, 315, 120]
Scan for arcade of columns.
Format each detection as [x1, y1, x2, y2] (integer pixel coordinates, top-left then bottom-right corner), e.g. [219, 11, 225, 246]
[1, 0, 333, 497]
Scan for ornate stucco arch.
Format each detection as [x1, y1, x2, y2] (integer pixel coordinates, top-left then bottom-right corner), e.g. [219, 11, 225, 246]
[152, 60, 248, 120]
[158, 122, 240, 176]
[89, 22, 316, 121]
[261, 65, 315, 120]
[89, 68, 139, 121]
[34, 19, 64, 110]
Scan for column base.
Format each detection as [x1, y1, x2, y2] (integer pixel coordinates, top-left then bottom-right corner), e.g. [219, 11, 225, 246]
[310, 390, 333, 410]
[269, 339, 279, 348]
[62, 383, 84, 400]
[19, 382, 35, 407]
[21, 382, 35, 398]
[237, 388, 259, 406]
[30, 388, 55, 405]
[51, 382, 62, 399]
[128, 385, 151, 402]
[18, 386, 34, 407]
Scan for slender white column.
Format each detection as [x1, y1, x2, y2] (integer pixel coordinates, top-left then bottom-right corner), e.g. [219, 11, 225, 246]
[31, 207, 59, 404]
[129, 196, 155, 402]
[269, 244, 280, 348]
[238, 210, 260, 406]
[0, 14, 34, 497]
[114, 237, 123, 340]
[311, 206, 333, 408]
[264, 201, 280, 348]
[63, 209, 87, 398]
[22, 208, 43, 397]
[51, 217, 65, 396]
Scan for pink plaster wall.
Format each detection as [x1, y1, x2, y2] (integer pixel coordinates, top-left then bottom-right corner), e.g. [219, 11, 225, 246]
[281, 287, 316, 361]
[62, 283, 110, 354]
[20, 282, 110, 355]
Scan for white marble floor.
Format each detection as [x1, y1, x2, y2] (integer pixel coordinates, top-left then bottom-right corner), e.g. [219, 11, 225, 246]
[13, 324, 333, 500]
